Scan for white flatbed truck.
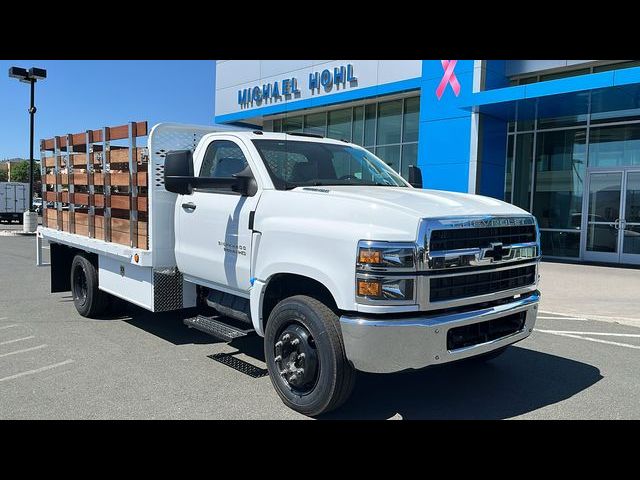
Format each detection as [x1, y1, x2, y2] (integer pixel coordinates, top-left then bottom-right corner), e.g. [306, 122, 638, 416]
[37, 121, 541, 416]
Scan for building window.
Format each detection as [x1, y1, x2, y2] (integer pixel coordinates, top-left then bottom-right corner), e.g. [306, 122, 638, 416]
[504, 88, 640, 260]
[589, 124, 640, 168]
[282, 116, 303, 133]
[304, 112, 326, 136]
[352, 106, 364, 146]
[504, 135, 514, 202]
[327, 108, 352, 141]
[512, 132, 534, 211]
[509, 61, 640, 86]
[376, 100, 403, 145]
[375, 144, 401, 173]
[265, 94, 420, 180]
[532, 129, 586, 230]
[403, 97, 420, 143]
[364, 103, 377, 147]
[400, 142, 419, 179]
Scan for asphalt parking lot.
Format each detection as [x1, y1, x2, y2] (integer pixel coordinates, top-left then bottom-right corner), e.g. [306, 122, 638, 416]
[1, 232, 639, 419]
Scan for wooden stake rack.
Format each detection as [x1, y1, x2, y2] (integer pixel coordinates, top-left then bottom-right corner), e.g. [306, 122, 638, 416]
[40, 121, 149, 249]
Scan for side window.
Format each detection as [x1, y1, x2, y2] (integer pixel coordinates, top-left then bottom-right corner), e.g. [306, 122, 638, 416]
[199, 140, 249, 179]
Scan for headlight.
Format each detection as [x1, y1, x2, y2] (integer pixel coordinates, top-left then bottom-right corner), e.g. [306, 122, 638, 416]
[356, 241, 415, 272]
[356, 276, 415, 301]
[356, 240, 417, 304]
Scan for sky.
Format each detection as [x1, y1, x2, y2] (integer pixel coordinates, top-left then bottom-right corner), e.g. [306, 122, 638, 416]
[0, 60, 216, 160]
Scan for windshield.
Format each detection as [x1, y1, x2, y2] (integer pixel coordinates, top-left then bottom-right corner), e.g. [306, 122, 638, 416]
[251, 139, 409, 190]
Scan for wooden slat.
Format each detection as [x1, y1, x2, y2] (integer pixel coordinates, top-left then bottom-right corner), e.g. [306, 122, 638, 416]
[69, 148, 145, 166]
[46, 210, 148, 248]
[90, 194, 147, 212]
[41, 121, 148, 151]
[43, 197, 148, 213]
[46, 209, 57, 223]
[49, 171, 146, 188]
[92, 172, 146, 186]
[110, 172, 133, 186]
[73, 193, 89, 205]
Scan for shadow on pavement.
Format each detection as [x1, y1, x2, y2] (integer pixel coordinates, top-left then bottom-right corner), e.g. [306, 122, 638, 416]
[79, 298, 603, 420]
[91, 300, 221, 346]
[321, 346, 602, 420]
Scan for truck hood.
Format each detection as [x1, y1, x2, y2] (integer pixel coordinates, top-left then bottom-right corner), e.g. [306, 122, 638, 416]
[294, 186, 529, 218]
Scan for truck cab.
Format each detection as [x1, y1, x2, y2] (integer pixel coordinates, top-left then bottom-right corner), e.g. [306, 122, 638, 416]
[38, 122, 541, 416]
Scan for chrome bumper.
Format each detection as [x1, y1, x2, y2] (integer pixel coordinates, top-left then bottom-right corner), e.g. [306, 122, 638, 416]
[340, 291, 539, 373]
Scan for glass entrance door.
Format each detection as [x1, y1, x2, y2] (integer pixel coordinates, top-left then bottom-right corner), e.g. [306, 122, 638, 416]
[583, 169, 640, 264]
[584, 171, 622, 262]
[621, 171, 640, 265]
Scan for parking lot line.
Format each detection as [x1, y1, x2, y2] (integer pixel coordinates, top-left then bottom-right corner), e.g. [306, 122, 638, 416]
[536, 330, 640, 350]
[536, 329, 640, 338]
[0, 344, 47, 358]
[0, 336, 35, 346]
[0, 324, 18, 330]
[0, 359, 74, 383]
[537, 316, 588, 321]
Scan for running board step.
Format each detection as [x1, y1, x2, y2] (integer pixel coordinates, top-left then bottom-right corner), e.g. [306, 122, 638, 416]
[184, 315, 253, 342]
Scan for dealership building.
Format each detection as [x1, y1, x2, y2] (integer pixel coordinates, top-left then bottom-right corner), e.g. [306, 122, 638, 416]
[214, 60, 640, 266]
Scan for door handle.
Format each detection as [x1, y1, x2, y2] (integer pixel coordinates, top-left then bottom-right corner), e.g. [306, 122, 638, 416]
[181, 202, 196, 211]
[614, 218, 620, 230]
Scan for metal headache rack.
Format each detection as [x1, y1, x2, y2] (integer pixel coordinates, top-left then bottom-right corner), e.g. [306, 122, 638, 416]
[40, 121, 149, 249]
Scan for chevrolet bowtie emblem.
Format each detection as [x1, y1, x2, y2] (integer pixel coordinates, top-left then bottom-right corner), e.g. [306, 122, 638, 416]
[484, 242, 506, 262]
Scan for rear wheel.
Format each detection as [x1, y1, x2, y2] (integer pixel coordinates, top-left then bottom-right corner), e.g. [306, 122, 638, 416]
[70, 254, 109, 318]
[264, 295, 356, 417]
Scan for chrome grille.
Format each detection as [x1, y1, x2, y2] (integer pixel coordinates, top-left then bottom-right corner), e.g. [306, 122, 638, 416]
[419, 216, 540, 271]
[430, 265, 537, 302]
[415, 216, 541, 309]
[429, 224, 537, 251]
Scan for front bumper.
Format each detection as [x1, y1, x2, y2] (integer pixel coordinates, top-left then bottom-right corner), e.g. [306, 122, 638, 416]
[340, 291, 539, 373]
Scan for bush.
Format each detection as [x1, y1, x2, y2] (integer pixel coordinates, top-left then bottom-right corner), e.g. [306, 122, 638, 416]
[8, 160, 41, 184]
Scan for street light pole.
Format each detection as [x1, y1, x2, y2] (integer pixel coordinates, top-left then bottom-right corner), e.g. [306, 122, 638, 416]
[8, 66, 47, 233]
[28, 78, 36, 211]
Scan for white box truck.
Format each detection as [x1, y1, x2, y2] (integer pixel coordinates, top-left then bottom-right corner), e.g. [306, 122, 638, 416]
[0, 182, 28, 224]
[37, 121, 541, 416]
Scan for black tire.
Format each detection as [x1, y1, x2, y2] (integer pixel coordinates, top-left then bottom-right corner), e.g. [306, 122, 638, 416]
[264, 295, 356, 417]
[458, 346, 509, 365]
[70, 254, 109, 318]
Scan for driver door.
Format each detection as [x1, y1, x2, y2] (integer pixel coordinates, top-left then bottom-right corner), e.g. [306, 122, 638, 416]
[175, 137, 260, 293]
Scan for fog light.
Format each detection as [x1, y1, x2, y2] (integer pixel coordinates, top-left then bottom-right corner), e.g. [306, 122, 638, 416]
[356, 277, 415, 301]
[357, 279, 381, 297]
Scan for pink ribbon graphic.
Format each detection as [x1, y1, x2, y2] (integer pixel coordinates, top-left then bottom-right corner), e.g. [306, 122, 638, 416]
[436, 60, 461, 100]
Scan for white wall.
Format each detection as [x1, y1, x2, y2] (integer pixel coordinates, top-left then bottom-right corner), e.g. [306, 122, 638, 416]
[215, 60, 422, 118]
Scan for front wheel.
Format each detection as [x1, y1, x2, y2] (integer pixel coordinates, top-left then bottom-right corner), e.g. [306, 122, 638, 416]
[264, 295, 356, 417]
[70, 254, 109, 318]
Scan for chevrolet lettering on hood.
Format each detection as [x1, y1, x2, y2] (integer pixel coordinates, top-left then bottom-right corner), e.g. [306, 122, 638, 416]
[440, 217, 535, 229]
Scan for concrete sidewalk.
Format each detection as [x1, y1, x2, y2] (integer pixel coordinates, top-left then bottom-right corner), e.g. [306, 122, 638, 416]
[538, 261, 640, 325]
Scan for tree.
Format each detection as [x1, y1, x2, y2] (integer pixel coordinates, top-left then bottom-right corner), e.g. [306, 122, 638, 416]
[0, 168, 7, 182]
[9, 160, 41, 184]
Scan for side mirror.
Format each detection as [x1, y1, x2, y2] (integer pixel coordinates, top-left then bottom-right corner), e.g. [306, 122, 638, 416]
[232, 166, 258, 197]
[164, 150, 194, 195]
[408, 165, 423, 189]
